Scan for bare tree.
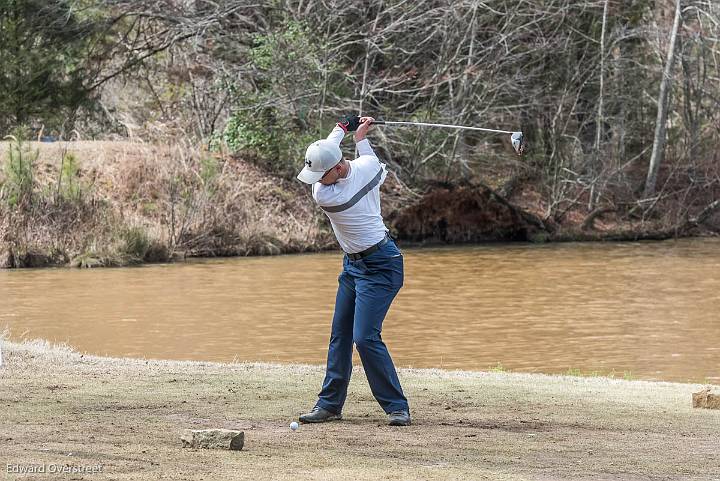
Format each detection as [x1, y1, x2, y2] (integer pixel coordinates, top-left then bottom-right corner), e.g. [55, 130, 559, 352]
[644, 0, 683, 198]
[76, 0, 719, 232]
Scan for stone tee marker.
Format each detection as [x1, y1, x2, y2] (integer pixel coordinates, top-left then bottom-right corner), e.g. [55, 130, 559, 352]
[692, 387, 720, 410]
[181, 429, 245, 450]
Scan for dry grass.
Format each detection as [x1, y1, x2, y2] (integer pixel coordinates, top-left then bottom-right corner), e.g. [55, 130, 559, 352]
[1, 337, 718, 481]
[0, 141, 335, 268]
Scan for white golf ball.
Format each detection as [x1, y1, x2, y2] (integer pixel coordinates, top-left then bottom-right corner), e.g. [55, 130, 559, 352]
[290, 422, 299, 431]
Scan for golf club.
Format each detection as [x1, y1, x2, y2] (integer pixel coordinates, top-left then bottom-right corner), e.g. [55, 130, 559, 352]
[373, 120, 526, 155]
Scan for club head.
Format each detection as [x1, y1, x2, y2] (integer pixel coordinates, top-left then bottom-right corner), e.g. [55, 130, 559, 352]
[511, 132, 525, 156]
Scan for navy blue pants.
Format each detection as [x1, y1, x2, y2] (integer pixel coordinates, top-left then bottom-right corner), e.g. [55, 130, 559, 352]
[316, 239, 409, 415]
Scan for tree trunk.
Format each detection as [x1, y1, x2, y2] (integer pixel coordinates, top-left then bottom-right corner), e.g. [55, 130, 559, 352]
[590, 0, 610, 211]
[595, 0, 609, 155]
[643, 0, 683, 198]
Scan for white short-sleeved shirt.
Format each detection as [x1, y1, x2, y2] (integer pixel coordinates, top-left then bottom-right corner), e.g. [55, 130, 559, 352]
[311, 127, 389, 254]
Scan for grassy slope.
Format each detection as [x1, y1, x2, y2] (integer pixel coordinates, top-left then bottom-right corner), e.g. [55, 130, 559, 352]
[0, 141, 335, 267]
[1, 339, 718, 481]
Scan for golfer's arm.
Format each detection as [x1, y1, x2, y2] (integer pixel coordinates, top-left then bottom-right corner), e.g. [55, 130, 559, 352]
[326, 126, 345, 146]
[325, 124, 377, 158]
[355, 138, 377, 159]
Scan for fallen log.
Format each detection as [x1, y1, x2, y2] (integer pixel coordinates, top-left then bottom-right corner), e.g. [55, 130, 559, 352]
[689, 199, 720, 226]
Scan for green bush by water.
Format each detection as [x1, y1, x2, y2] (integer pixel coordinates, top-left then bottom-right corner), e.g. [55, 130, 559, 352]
[2, 130, 38, 207]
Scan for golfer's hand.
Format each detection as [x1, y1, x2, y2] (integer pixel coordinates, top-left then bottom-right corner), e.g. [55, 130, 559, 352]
[354, 117, 374, 142]
[337, 114, 361, 133]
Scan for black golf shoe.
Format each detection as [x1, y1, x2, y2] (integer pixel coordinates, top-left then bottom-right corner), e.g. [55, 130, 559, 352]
[299, 406, 342, 423]
[388, 410, 411, 426]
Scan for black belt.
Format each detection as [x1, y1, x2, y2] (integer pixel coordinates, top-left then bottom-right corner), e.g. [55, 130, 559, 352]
[346, 235, 390, 261]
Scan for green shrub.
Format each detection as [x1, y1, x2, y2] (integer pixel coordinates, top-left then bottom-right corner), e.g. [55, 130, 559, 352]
[117, 226, 170, 265]
[119, 226, 151, 263]
[2, 129, 38, 207]
[199, 156, 220, 195]
[222, 108, 319, 177]
[57, 152, 86, 202]
[222, 108, 274, 153]
[221, 19, 340, 178]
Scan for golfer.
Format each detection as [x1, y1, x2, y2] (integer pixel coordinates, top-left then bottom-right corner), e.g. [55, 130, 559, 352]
[296, 115, 410, 426]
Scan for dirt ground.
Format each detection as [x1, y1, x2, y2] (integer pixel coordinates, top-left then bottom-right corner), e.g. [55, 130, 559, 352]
[0, 339, 718, 481]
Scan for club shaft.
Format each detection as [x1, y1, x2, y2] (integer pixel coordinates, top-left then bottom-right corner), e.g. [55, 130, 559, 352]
[374, 120, 514, 135]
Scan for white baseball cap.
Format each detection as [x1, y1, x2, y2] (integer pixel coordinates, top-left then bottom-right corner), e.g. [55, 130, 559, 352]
[297, 139, 342, 184]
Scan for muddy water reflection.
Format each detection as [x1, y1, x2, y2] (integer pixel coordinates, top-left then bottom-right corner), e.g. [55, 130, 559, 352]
[1, 239, 718, 382]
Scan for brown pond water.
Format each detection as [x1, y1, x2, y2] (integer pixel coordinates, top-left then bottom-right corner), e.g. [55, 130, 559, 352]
[1, 239, 719, 382]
